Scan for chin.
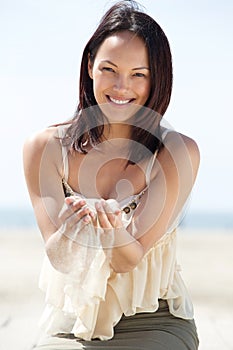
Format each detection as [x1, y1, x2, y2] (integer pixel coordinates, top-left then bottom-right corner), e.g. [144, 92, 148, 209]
[98, 102, 142, 124]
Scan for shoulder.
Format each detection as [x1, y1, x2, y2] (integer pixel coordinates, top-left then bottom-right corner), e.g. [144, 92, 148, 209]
[181, 133, 200, 170]
[157, 130, 200, 180]
[23, 126, 61, 160]
[165, 130, 200, 165]
[23, 126, 63, 172]
[24, 126, 58, 152]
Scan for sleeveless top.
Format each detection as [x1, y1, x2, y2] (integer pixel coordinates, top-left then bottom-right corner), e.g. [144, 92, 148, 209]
[38, 125, 194, 341]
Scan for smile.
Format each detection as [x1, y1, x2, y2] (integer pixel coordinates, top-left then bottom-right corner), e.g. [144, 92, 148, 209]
[107, 96, 134, 105]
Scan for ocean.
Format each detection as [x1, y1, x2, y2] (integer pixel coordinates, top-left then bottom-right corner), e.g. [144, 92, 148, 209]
[0, 207, 232, 230]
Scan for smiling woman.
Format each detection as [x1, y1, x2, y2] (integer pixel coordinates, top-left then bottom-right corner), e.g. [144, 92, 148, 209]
[88, 31, 151, 106]
[87, 31, 151, 124]
[23, 1, 200, 349]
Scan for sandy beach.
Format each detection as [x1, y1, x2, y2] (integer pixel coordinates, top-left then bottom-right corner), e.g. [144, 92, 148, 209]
[1, 227, 233, 350]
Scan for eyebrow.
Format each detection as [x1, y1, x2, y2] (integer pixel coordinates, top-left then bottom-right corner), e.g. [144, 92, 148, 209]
[100, 60, 150, 70]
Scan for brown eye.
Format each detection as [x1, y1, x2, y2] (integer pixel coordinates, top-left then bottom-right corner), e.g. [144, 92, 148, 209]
[102, 67, 115, 73]
[133, 72, 146, 78]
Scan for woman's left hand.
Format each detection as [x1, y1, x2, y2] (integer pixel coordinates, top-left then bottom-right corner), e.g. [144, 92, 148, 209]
[94, 199, 122, 230]
[93, 198, 144, 271]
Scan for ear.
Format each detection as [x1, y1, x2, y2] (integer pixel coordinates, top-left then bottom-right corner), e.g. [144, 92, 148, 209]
[88, 54, 93, 79]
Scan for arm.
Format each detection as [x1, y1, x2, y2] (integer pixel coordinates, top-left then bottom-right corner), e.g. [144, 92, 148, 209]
[23, 127, 94, 273]
[95, 132, 200, 273]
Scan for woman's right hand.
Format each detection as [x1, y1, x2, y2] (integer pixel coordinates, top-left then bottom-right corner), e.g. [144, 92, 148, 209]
[58, 196, 95, 237]
[23, 127, 95, 272]
[45, 196, 95, 273]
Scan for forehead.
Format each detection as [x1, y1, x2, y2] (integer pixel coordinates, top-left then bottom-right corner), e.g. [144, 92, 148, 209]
[95, 31, 149, 64]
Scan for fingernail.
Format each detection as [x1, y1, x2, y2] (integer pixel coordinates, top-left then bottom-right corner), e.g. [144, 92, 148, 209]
[83, 215, 90, 223]
[100, 199, 106, 206]
[73, 199, 85, 207]
[95, 202, 102, 211]
[65, 197, 73, 204]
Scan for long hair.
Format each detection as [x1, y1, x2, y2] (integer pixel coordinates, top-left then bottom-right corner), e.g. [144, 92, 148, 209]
[63, 0, 173, 162]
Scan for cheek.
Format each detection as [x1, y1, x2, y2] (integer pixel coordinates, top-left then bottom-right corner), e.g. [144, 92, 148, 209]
[138, 81, 151, 99]
[92, 75, 103, 101]
[92, 73, 111, 95]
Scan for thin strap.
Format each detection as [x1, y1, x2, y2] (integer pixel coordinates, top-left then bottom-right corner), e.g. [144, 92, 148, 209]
[57, 126, 69, 181]
[145, 151, 158, 187]
[59, 127, 172, 191]
[144, 127, 173, 187]
[161, 127, 174, 141]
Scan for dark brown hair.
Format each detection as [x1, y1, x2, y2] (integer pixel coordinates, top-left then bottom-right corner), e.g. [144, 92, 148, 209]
[63, 0, 173, 162]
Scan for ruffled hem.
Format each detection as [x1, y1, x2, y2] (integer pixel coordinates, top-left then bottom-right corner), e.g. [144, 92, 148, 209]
[39, 229, 194, 341]
[39, 248, 111, 340]
[107, 229, 193, 318]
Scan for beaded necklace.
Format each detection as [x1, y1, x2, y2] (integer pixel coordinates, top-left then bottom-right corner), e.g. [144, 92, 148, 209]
[62, 178, 147, 214]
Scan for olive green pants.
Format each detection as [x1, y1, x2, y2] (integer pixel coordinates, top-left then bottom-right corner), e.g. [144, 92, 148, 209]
[34, 300, 199, 349]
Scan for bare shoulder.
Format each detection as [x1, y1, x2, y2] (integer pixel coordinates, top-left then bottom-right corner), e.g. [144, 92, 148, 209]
[23, 126, 63, 179]
[169, 131, 199, 165]
[157, 130, 200, 181]
[23, 127, 59, 157]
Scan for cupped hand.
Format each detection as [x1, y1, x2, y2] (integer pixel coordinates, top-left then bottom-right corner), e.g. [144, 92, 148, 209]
[58, 196, 95, 234]
[94, 199, 123, 230]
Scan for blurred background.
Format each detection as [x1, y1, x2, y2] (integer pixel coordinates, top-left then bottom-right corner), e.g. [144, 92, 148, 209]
[0, 1, 233, 349]
[0, 0, 233, 226]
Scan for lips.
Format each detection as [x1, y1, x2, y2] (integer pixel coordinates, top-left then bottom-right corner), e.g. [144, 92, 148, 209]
[107, 95, 134, 105]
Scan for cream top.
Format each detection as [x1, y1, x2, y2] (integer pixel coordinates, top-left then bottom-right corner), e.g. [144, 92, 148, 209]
[38, 126, 194, 341]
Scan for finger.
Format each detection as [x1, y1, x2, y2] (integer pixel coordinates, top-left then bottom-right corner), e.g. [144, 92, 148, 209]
[58, 201, 73, 222]
[95, 201, 112, 229]
[71, 198, 96, 220]
[58, 196, 83, 220]
[105, 199, 121, 214]
[59, 204, 91, 229]
[64, 206, 92, 232]
[102, 199, 122, 227]
[66, 196, 86, 212]
[60, 215, 90, 244]
[59, 196, 91, 222]
[90, 210, 98, 228]
[65, 195, 84, 206]
[67, 210, 90, 228]
[101, 200, 119, 227]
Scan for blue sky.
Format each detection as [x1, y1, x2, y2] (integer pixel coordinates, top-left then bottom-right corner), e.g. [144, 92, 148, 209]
[0, 0, 232, 213]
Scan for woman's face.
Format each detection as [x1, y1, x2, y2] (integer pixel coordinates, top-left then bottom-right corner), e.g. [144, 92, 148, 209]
[88, 31, 151, 122]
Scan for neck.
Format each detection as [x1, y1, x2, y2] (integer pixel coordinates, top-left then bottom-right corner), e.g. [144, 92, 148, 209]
[103, 123, 131, 141]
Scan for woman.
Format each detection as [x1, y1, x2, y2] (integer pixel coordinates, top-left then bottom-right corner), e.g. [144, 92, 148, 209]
[23, 1, 200, 349]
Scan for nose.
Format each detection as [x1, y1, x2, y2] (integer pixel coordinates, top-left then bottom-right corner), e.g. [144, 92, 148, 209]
[113, 74, 129, 93]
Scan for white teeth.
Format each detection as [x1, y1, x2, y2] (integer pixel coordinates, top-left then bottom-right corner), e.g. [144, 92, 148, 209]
[109, 96, 131, 105]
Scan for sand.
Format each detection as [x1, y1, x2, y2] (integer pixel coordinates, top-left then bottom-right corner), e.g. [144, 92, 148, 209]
[0, 227, 233, 350]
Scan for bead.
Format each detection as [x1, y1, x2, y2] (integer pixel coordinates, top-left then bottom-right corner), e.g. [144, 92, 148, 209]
[130, 202, 137, 210]
[62, 178, 75, 197]
[123, 206, 130, 214]
[123, 201, 138, 214]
